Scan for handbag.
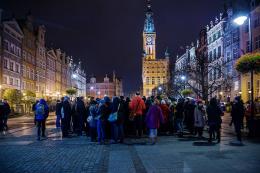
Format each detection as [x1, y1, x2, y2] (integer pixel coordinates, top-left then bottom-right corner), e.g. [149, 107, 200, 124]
[129, 100, 140, 121]
[108, 104, 120, 122]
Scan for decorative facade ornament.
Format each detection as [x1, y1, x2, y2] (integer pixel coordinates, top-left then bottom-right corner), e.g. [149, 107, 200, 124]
[215, 16, 219, 24]
[219, 13, 223, 20]
[210, 21, 214, 28]
[206, 25, 209, 31]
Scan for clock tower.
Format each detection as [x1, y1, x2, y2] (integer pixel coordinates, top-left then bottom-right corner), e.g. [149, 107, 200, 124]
[141, 0, 170, 96]
[143, 0, 156, 60]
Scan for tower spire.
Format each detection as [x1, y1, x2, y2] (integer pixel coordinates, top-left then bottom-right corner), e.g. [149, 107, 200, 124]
[144, 0, 155, 33]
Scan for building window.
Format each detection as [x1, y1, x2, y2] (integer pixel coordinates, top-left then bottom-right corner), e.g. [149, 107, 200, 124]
[217, 46, 221, 58]
[9, 77, 13, 85]
[213, 34, 216, 41]
[213, 49, 217, 60]
[3, 76, 7, 84]
[157, 77, 160, 84]
[146, 77, 149, 84]
[254, 17, 260, 28]
[209, 51, 212, 62]
[15, 64, 20, 73]
[246, 41, 250, 53]
[4, 58, 8, 69]
[10, 61, 14, 71]
[255, 35, 260, 50]
[226, 52, 231, 63]
[152, 77, 155, 84]
[247, 81, 251, 90]
[233, 48, 238, 59]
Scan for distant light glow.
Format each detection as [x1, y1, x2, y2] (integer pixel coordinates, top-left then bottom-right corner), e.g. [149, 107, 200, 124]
[97, 91, 101, 95]
[233, 16, 248, 25]
[72, 74, 77, 78]
[181, 76, 186, 81]
[90, 86, 94, 90]
[158, 87, 162, 91]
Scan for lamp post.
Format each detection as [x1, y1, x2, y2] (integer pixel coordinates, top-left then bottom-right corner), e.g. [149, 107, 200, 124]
[233, 14, 255, 121]
[181, 75, 186, 90]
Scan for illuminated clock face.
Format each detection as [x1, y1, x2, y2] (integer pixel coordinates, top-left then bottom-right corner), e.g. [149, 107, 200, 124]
[146, 36, 152, 43]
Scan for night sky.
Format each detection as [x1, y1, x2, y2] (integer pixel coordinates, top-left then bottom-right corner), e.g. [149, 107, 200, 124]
[0, 0, 225, 94]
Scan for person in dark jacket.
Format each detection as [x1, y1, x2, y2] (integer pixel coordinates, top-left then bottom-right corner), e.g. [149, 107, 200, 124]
[35, 99, 49, 140]
[231, 96, 245, 144]
[2, 99, 11, 130]
[88, 100, 98, 142]
[55, 99, 63, 128]
[175, 98, 185, 137]
[97, 97, 111, 144]
[0, 100, 6, 131]
[110, 96, 126, 143]
[61, 96, 72, 137]
[72, 97, 86, 136]
[207, 98, 223, 143]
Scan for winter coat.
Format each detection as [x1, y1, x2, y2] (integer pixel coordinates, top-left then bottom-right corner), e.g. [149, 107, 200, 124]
[160, 104, 170, 122]
[175, 102, 184, 119]
[72, 99, 86, 118]
[129, 96, 146, 116]
[88, 104, 98, 127]
[56, 102, 62, 116]
[231, 101, 245, 123]
[35, 99, 49, 121]
[99, 103, 111, 121]
[194, 106, 206, 127]
[3, 102, 11, 117]
[206, 105, 222, 126]
[61, 100, 71, 119]
[145, 105, 164, 129]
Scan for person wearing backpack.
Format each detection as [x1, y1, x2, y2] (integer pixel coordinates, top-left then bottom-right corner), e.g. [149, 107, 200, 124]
[35, 99, 49, 140]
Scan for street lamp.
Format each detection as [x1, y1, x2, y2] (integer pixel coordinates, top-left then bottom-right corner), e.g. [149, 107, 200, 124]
[181, 75, 186, 81]
[234, 13, 255, 135]
[72, 74, 77, 79]
[158, 87, 162, 91]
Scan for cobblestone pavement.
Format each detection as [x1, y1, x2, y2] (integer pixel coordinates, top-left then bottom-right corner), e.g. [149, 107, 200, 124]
[0, 114, 260, 173]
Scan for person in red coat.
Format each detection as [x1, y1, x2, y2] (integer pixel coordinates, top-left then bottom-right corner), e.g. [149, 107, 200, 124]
[159, 100, 170, 134]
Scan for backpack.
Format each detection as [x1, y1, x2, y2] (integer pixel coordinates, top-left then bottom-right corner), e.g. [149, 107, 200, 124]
[35, 103, 45, 120]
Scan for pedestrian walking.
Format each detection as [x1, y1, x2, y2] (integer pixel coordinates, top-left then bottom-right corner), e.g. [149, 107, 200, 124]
[61, 96, 72, 138]
[35, 99, 49, 140]
[2, 99, 11, 131]
[194, 100, 206, 138]
[145, 97, 164, 145]
[231, 96, 245, 144]
[129, 92, 146, 138]
[55, 99, 63, 128]
[0, 100, 6, 131]
[207, 98, 223, 143]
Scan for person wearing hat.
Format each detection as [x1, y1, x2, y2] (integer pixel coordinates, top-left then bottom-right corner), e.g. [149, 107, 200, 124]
[231, 96, 245, 144]
[129, 92, 146, 137]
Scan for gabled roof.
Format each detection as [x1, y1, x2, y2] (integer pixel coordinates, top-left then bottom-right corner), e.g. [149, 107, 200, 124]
[3, 19, 24, 37]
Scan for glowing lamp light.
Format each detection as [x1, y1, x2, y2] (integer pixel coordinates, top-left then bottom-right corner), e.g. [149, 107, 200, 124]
[97, 91, 101, 95]
[181, 76, 186, 81]
[233, 16, 248, 25]
[72, 74, 77, 79]
[90, 86, 94, 90]
[220, 92, 223, 95]
[158, 87, 162, 91]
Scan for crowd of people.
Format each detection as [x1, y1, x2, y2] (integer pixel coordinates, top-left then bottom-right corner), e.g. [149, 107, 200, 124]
[0, 91, 254, 145]
[31, 92, 249, 145]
